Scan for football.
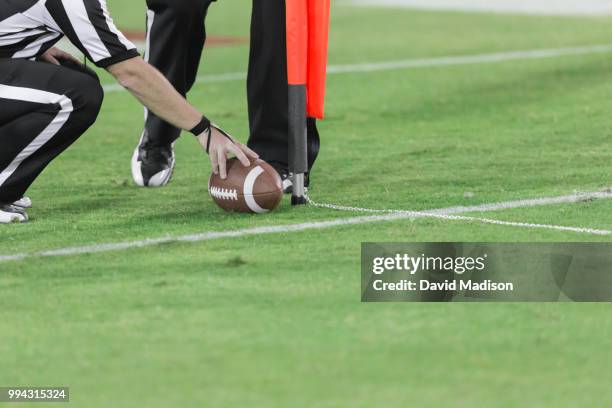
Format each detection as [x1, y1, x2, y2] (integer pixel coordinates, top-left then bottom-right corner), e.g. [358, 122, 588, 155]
[208, 158, 283, 213]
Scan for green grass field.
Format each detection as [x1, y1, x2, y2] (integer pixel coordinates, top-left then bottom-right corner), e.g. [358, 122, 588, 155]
[1, 1, 612, 407]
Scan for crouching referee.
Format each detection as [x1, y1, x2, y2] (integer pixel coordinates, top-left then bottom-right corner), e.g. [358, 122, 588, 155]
[0, 0, 256, 224]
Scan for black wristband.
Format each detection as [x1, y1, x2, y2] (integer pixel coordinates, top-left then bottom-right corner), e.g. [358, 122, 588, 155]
[189, 116, 211, 137]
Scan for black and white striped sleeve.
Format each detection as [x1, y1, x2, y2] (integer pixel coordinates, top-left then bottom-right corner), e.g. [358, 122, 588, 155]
[45, 0, 139, 68]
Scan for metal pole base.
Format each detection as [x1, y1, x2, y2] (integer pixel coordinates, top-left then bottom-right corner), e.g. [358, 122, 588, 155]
[291, 173, 308, 206]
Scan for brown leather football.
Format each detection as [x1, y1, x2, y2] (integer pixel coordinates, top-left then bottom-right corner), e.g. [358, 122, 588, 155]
[208, 158, 283, 213]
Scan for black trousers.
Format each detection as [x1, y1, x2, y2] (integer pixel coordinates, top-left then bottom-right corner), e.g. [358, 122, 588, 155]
[0, 59, 103, 204]
[142, 0, 214, 147]
[143, 0, 319, 169]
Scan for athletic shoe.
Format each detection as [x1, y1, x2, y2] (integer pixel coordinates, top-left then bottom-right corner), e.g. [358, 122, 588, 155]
[0, 204, 28, 224]
[131, 130, 175, 187]
[269, 162, 310, 194]
[13, 197, 32, 209]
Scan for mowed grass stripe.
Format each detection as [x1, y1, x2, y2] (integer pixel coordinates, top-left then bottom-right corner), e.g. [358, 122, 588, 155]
[102, 43, 612, 93]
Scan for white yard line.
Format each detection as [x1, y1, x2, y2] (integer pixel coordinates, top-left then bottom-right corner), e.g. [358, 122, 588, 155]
[350, 0, 612, 16]
[307, 191, 612, 214]
[101, 44, 612, 93]
[1, 190, 610, 263]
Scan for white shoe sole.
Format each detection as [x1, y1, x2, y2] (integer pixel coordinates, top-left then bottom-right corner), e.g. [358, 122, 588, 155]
[0, 208, 28, 224]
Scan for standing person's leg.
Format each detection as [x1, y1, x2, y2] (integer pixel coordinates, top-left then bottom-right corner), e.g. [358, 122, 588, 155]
[0, 59, 103, 223]
[132, 0, 214, 187]
[247, 0, 320, 192]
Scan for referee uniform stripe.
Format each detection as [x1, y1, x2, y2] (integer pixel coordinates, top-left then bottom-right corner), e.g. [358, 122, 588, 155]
[1, 0, 138, 66]
[0, 84, 74, 188]
[44, 0, 96, 62]
[0, 27, 48, 41]
[142, 9, 155, 124]
[61, 0, 112, 62]
[0, 9, 40, 36]
[81, 0, 126, 58]
[94, 0, 134, 50]
[0, 0, 37, 21]
[11, 32, 59, 58]
[0, 31, 47, 54]
[143, 9, 155, 62]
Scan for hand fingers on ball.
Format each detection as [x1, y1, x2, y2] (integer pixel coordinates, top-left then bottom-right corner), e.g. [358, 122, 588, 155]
[218, 149, 228, 179]
[228, 144, 251, 167]
[209, 148, 219, 175]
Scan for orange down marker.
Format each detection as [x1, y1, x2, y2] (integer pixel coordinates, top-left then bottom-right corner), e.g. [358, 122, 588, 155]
[286, 0, 330, 204]
[286, 0, 330, 119]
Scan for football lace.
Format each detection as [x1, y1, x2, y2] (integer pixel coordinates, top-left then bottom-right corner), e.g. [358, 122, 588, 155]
[209, 186, 239, 201]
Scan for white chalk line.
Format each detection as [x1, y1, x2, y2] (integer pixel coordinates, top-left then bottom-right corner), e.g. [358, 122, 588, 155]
[307, 190, 612, 215]
[306, 194, 612, 236]
[101, 44, 612, 93]
[1, 190, 610, 263]
[350, 0, 612, 16]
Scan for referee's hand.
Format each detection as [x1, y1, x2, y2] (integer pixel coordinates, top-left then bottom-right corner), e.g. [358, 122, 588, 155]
[197, 125, 259, 179]
[39, 47, 82, 66]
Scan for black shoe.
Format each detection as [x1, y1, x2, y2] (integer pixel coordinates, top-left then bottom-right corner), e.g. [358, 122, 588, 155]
[131, 130, 175, 187]
[268, 161, 310, 195]
[0, 204, 28, 224]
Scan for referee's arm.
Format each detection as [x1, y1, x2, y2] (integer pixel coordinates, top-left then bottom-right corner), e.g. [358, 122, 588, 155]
[106, 58, 259, 178]
[108, 59, 205, 136]
[45, 0, 257, 176]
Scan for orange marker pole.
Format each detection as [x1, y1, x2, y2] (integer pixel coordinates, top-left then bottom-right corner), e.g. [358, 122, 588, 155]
[307, 0, 331, 119]
[286, 0, 309, 205]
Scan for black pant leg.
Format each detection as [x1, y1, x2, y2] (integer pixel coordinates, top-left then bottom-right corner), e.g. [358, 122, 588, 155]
[247, 0, 320, 170]
[142, 0, 214, 147]
[0, 59, 103, 204]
